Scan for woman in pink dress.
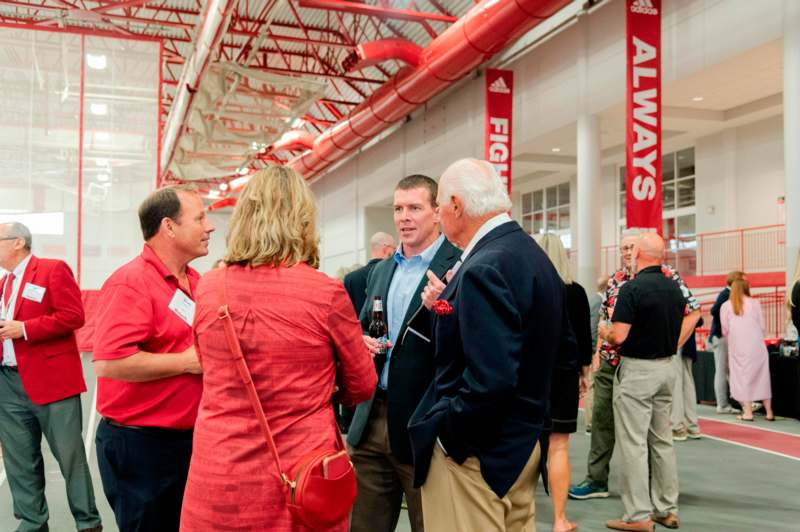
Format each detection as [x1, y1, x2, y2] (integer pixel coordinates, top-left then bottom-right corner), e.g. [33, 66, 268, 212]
[721, 278, 774, 422]
[180, 166, 377, 531]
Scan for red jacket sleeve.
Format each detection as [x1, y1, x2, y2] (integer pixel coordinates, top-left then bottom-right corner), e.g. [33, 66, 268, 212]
[24, 261, 85, 344]
[327, 283, 377, 407]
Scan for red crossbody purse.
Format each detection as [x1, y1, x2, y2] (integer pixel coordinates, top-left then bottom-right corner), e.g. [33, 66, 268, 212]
[217, 269, 357, 529]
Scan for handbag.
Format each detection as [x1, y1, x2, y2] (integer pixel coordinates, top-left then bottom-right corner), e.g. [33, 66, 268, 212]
[216, 268, 357, 529]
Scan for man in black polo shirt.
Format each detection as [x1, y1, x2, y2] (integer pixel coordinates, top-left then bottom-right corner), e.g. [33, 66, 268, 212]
[599, 233, 700, 532]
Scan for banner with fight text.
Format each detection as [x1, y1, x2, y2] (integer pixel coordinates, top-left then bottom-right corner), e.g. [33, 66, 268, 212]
[485, 68, 513, 195]
[625, 0, 662, 233]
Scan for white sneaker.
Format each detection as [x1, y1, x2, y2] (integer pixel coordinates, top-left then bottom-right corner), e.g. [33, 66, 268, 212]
[716, 405, 740, 414]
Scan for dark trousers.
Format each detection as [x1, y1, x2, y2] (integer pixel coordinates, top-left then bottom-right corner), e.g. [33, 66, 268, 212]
[95, 419, 192, 532]
[348, 395, 423, 532]
[0, 367, 100, 532]
[586, 358, 616, 486]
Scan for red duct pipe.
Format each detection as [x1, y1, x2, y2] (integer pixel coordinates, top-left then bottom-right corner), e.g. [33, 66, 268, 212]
[286, 0, 570, 179]
[207, 197, 237, 211]
[265, 129, 317, 153]
[342, 38, 423, 72]
[221, 0, 570, 201]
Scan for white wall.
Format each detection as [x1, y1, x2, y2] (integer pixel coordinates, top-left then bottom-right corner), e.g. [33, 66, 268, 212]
[312, 0, 787, 275]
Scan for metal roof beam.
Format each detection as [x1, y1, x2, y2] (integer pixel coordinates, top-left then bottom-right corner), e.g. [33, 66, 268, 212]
[297, 0, 457, 24]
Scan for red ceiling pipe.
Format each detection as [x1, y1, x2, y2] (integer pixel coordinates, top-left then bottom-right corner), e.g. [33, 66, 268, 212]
[266, 129, 317, 153]
[207, 197, 237, 211]
[284, 0, 570, 180]
[342, 38, 423, 72]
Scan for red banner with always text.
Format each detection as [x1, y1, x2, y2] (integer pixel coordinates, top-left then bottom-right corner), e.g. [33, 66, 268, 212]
[625, 0, 662, 234]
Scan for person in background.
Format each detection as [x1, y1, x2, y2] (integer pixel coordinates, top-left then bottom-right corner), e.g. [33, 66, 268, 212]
[600, 233, 700, 532]
[93, 185, 212, 532]
[709, 271, 745, 414]
[180, 165, 376, 531]
[671, 322, 702, 441]
[721, 278, 774, 422]
[0, 222, 102, 532]
[585, 275, 609, 434]
[538, 233, 593, 532]
[569, 230, 700, 502]
[343, 232, 396, 316]
[786, 252, 800, 334]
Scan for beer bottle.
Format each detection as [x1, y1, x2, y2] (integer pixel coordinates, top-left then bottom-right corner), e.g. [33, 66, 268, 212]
[368, 296, 388, 366]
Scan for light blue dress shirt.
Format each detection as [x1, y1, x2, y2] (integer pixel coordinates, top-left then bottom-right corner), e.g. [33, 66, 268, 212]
[380, 233, 445, 389]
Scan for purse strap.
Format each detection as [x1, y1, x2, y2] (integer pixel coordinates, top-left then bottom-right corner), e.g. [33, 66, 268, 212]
[216, 267, 295, 489]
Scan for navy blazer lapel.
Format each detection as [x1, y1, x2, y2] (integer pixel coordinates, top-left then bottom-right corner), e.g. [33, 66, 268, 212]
[401, 239, 461, 330]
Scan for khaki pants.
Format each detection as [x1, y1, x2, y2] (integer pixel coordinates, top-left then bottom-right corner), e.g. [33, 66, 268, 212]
[613, 356, 679, 523]
[349, 396, 423, 532]
[421, 444, 540, 532]
[670, 354, 699, 433]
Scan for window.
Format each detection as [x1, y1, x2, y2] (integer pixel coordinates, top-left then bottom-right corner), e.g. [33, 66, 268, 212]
[521, 182, 571, 248]
[618, 147, 696, 274]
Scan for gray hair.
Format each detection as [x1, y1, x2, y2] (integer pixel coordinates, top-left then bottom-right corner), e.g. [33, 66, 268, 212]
[2, 222, 32, 250]
[536, 233, 573, 284]
[439, 158, 511, 217]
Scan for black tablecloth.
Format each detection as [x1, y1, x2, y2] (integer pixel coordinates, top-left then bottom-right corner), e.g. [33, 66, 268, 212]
[692, 350, 800, 419]
[769, 354, 800, 419]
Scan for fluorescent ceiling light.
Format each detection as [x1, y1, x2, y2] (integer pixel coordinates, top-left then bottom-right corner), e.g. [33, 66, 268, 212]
[551, 147, 561, 152]
[207, 190, 220, 199]
[229, 176, 249, 189]
[292, 118, 305, 128]
[238, 167, 250, 176]
[97, 173, 110, 182]
[219, 183, 229, 191]
[95, 157, 109, 166]
[692, 96, 704, 102]
[86, 53, 107, 70]
[95, 131, 110, 141]
[90, 102, 108, 115]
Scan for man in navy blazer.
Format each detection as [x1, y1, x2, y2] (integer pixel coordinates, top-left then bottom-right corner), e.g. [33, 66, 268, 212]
[409, 158, 577, 531]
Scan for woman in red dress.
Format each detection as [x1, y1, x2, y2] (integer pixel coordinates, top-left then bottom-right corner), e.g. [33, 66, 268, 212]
[180, 166, 377, 531]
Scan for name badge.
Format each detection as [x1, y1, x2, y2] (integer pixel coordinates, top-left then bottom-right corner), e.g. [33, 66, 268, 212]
[168, 289, 195, 327]
[22, 283, 46, 303]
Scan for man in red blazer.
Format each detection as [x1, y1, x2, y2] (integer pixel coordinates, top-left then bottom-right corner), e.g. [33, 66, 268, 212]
[0, 222, 102, 532]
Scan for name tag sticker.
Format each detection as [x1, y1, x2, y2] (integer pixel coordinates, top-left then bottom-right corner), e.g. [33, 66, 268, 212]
[168, 289, 196, 327]
[22, 283, 46, 303]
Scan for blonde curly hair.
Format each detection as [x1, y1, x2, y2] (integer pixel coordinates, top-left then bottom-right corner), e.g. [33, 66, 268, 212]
[224, 165, 320, 269]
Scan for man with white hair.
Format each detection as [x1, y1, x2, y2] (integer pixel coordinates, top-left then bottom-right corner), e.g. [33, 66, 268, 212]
[0, 222, 102, 532]
[409, 158, 577, 531]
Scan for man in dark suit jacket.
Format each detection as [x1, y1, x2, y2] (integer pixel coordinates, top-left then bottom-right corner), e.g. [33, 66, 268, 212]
[0, 222, 102, 532]
[410, 159, 577, 531]
[348, 175, 460, 532]
[343, 232, 396, 318]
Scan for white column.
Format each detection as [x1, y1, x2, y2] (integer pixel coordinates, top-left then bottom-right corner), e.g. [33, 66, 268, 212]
[785, 0, 800, 286]
[576, 12, 601, 291]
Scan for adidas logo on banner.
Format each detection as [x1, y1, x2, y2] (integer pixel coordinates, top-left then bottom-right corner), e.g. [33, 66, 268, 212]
[489, 76, 511, 94]
[630, 0, 658, 15]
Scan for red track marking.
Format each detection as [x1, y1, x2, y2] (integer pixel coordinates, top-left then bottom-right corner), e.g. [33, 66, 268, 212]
[698, 417, 800, 459]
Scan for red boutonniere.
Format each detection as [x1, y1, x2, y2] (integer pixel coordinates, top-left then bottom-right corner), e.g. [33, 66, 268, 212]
[433, 300, 454, 316]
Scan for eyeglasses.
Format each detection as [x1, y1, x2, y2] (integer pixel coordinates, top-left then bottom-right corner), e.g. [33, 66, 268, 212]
[620, 245, 635, 252]
[0, 237, 18, 242]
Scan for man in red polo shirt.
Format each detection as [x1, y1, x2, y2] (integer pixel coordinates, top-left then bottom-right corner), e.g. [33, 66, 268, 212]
[93, 185, 214, 532]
